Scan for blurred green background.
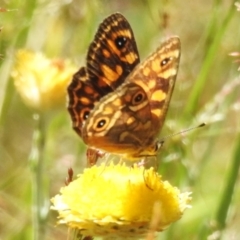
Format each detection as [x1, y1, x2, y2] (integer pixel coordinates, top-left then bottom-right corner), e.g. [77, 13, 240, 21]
[1, 0, 240, 239]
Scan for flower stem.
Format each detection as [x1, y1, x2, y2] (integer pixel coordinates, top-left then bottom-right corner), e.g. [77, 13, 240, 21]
[29, 113, 48, 239]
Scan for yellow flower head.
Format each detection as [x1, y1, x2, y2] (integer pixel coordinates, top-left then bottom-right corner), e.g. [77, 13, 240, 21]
[51, 163, 191, 239]
[11, 50, 76, 111]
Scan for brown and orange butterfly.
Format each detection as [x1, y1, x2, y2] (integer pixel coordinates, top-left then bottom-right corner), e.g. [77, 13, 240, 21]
[67, 13, 181, 161]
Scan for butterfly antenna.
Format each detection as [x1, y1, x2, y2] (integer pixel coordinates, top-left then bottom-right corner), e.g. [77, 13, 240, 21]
[159, 123, 206, 144]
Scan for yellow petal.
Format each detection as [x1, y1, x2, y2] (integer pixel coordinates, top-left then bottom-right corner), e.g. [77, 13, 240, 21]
[51, 163, 191, 239]
[11, 50, 76, 111]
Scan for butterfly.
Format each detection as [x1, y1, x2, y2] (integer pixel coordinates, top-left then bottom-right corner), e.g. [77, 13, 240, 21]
[67, 13, 181, 161]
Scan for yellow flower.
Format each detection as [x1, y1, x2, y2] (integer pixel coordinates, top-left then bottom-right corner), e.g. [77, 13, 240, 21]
[11, 50, 76, 111]
[51, 163, 191, 239]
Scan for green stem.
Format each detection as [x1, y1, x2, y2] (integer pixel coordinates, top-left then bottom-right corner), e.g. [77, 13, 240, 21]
[29, 113, 48, 240]
[214, 134, 240, 232]
[199, 134, 240, 239]
[184, 1, 236, 116]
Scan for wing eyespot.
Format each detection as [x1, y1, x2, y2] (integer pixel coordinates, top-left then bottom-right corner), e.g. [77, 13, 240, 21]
[93, 117, 109, 131]
[132, 90, 145, 105]
[81, 108, 91, 121]
[115, 36, 127, 50]
[160, 57, 173, 67]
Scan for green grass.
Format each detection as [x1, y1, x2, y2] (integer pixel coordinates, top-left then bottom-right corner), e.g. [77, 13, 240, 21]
[1, 0, 240, 239]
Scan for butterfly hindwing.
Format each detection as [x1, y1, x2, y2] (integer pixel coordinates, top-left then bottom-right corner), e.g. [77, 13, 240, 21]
[67, 67, 101, 136]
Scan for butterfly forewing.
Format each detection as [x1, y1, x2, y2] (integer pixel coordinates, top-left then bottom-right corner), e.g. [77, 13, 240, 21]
[82, 82, 153, 156]
[67, 13, 140, 138]
[128, 36, 181, 137]
[87, 13, 140, 93]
